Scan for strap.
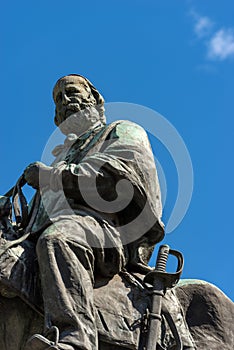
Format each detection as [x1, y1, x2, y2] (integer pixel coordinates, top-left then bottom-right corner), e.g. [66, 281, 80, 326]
[4, 186, 15, 198]
[161, 303, 182, 350]
[12, 175, 28, 229]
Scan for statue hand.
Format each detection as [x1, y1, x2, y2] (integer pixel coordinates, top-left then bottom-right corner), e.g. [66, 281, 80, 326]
[24, 162, 52, 189]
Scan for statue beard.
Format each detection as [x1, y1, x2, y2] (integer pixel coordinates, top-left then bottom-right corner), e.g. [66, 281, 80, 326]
[55, 105, 103, 136]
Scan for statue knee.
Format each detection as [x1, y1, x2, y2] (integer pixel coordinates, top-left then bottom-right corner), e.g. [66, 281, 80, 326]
[36, 223, 95, 281]
[36, 224, 64, 255]
[36, 222, 94, 264]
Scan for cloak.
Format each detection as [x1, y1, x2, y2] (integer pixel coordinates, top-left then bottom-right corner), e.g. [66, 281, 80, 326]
[33, 120, 164, 271]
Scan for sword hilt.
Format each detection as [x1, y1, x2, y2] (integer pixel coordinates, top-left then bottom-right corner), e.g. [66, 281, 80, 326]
[155, 244, 170, 272]
[144, 245, 184, 289]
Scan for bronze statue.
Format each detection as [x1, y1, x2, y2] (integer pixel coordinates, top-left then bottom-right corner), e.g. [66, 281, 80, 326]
[0, 75, 233, 350]
[1, 74, 165, 349]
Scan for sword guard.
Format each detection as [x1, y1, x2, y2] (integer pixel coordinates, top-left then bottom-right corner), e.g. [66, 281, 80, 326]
[144, 246, 184, 289]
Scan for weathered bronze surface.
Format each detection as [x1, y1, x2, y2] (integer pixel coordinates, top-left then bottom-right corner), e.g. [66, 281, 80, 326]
[0, 75, 233, 349]
[0, 275, 233, 349]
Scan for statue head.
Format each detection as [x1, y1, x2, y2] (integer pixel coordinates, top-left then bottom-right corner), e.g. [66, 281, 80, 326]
[53, 74, 106, 135]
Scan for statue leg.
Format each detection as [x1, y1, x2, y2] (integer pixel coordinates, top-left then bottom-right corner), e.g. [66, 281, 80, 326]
[36, 217, 125, 350]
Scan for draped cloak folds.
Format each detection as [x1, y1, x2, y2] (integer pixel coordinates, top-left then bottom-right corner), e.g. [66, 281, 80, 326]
[31, 120, 164, 271]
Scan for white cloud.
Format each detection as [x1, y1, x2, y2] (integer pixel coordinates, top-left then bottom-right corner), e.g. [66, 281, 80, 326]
[207, 29, 234, 60]
[189, 9, 234, 61]
[190, 10, 213, 38]
[195, 16, 213, 38]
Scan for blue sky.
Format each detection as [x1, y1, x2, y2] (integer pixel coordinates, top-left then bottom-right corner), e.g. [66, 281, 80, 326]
[1, 0, 234, 300]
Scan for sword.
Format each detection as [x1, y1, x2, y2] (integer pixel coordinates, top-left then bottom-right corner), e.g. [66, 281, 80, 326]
[144, 244, 184, 350]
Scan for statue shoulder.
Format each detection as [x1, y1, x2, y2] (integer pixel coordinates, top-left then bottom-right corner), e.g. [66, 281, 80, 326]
[108, 120, 149, 145]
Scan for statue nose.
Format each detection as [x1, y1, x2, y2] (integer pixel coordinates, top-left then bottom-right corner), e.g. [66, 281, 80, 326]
[62, 94, 70, 105]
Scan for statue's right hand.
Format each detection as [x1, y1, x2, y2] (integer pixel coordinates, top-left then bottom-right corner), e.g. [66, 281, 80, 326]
[24, 162, 52, 189]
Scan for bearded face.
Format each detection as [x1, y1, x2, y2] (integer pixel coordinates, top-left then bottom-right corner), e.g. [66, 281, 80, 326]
[53, 75, 104, 135]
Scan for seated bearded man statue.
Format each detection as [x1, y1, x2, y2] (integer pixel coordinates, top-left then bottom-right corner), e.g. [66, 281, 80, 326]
[0, 74, 164, 350]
